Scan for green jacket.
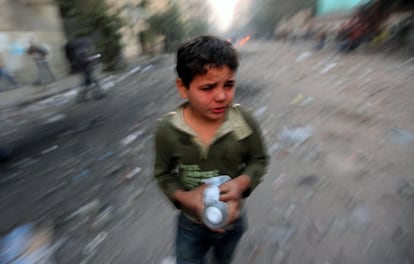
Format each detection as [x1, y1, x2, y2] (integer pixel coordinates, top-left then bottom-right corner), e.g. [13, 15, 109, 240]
[154, 104, 269, 209]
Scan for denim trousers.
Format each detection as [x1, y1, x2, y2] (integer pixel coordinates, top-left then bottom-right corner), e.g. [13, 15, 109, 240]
[176, 212, 247, 264]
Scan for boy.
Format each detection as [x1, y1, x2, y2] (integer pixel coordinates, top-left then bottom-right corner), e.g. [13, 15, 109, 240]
[154, 35, 268, 264]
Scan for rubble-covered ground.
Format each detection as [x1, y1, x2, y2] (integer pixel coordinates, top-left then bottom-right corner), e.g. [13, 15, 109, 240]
[0, 39, 413, 264]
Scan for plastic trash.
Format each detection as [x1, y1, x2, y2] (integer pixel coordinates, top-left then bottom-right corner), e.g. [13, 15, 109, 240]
[0, 224, 62, 264]
[278, 126, 313, 146]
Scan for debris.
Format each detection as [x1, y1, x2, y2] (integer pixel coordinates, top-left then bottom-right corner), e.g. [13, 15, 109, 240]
[269, 143, 280, 155]
[161, 256, 176, 264]
[295, 51, 312, 63]
[253, 106, 268, 117]
[72, 169, 90, 183]
[389, 128, 414, 145]
[124, 167, 142, 180]
[142, 64, 153, 73]
[92, 206, 115, 230]
[120, 130, 143, 146]
[45, 114, 66, 124]
[320, 63, 337, 74]
[306, 220, 330, 245]
[349, 204, 371, 231]
[283, 203, 296, 218]
[278, 126, 313, 146]
[0, 223, 64, 264]
[83, 231, 108, 255]
[291, 94, 304, 105]
[391, 226, 406, 244]
[272, 173, 287, 190]
[12, 157, 38, 169]
[297, 175, 318, 186]
[397, 179, 414, 200]
[67, 199, 101, 221]
[97, 151, 114, 161]
[300, 97, 313, 106]
[41, 145, 58, 155]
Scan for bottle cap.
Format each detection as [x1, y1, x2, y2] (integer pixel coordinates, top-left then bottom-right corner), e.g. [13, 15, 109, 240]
[205, 207, 223, 224]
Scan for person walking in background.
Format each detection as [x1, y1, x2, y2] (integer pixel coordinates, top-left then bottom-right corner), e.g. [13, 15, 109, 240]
[27, 42, 55, 85]
[0, 52, 19, 91]
[71, 37, 105, 102]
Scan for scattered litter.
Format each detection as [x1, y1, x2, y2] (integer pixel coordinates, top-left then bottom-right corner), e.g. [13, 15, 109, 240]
[97, 151, 114, 161]
[124, 167, 142, 180]
[129, 66, 141, 75]
[269, 142, 280, 155]
[41, 145, 59, 155]
[142, 64, 153, 73]
[72, 169, 90, 183]
[389, 128, 414, 145]
[102, 82, 115, 91]
[45, 114, 66, 124]
[0, 223, 64, 264]
[397, 179, 414, 200]
[272, 172, 287, 190]
[92, 206, 115, 230]
[120, 130, 143, 146]
[253, 106, 268, 117]
[291, 94, 304, 105]
[300, 97, 313, 106]
[295, 51, 312, 63]
[161, 256, 176, 264]
[297, 175, 318, 186]
[278, 126, 313, 146]
[12, 157, 38, 169]
[320, 63, 337, 74]
[67, 199, 101, 221]
[349, 204, 371, 231]
[283, 203, 296, 218]
[83, 231, 108, 255]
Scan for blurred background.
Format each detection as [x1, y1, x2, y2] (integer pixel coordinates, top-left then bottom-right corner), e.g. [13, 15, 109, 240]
[0, 0, 413, 263]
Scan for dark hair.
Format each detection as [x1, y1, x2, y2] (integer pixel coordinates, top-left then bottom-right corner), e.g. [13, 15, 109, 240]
[176, 35, 239, 88]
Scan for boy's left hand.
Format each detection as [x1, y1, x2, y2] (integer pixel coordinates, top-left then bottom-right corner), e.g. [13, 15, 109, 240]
[219, 174, 251, 202]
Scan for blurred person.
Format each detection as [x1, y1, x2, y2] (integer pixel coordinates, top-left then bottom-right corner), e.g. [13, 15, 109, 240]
[0, 52, 19, 90]
[64, 40, 78, 74]
[315, 31, 327, 50]
[27, 42, 56, 85]
[71, 37, 105, 102]
[153, 35, 269, 264]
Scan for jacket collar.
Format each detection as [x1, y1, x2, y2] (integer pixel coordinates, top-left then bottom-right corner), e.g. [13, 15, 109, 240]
[168, 103, 252, 140]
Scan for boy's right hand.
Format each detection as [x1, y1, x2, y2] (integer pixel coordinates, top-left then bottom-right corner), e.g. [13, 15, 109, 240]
[173, 185, 207, 218]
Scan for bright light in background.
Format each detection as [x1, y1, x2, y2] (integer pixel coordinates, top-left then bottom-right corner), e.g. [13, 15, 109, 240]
[208, 0, 239, 32]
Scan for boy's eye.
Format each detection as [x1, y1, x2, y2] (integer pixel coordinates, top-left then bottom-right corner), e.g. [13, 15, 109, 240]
[224, 82, 235, 88]
[201, 85, 214, 91]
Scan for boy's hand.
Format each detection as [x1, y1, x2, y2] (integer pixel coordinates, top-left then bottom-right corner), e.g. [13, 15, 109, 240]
[207, 199, 240, 234]
[219, 175, 251, 202]
[173, 185, 206, 218]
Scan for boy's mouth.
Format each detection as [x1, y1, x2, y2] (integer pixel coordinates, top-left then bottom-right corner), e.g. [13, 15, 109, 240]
[212, 107, 227, 114]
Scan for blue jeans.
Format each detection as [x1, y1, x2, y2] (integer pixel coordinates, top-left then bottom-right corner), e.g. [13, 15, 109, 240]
[176, 212, 247, 264]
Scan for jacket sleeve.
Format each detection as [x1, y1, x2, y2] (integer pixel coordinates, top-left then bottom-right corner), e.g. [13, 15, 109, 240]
[153, 119, 183, 208]
[239, 107, 269, 197]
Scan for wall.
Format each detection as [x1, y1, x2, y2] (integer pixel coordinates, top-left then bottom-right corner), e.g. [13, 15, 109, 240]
[0, 0, 67, 81]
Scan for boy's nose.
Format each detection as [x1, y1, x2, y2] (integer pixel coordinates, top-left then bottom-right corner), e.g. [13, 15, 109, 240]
[214, 88, 226, 101]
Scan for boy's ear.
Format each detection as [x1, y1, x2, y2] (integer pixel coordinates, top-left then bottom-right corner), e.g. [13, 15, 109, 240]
[176, 78, 188, 99]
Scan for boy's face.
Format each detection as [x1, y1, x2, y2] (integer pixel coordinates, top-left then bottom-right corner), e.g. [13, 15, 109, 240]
[177, 65, 235, 123]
